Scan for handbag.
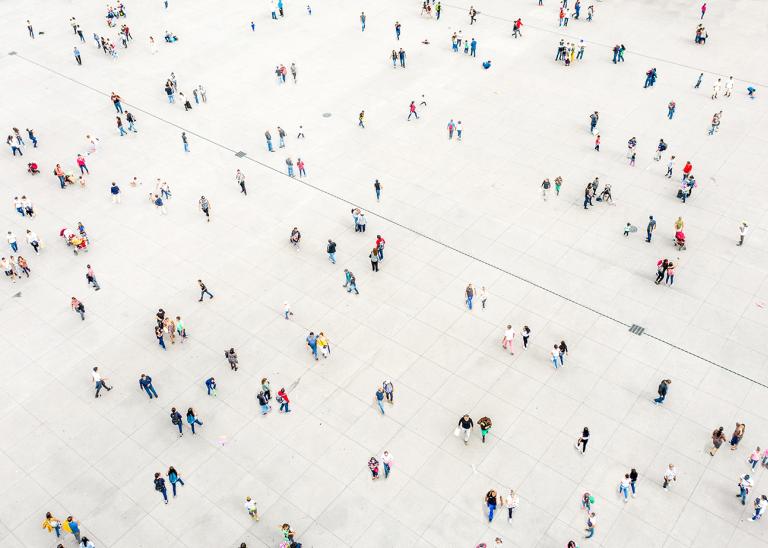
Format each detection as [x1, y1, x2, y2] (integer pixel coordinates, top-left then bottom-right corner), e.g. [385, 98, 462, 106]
[454, 427, 461, 437]
[676, 190, 684, 198]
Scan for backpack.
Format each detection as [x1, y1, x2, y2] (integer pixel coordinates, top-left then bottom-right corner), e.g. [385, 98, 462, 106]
[171, 413, 181, 425]
[276, 395, 285, 404]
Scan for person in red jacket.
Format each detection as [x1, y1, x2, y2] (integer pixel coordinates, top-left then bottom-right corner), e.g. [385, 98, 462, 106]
[513, 18, 522, 38]
[277, 388, 291, 412]
[682, 161, 693, 181]
[375, 235, 386, 260]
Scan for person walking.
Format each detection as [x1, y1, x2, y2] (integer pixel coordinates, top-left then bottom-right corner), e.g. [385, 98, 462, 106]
[198, 196, 211, 222]
[374, 179, 382, 201]
[575, 427, 590, 454]
[91, 366, 112, 398]
[42, 512, 62, 539]
[619, 474, 631, 503]
[666, 155, 676, 178]
[265, 130, 274, 151]
[594, 133, 600, 151]
[478, 416, 492, 443]
[155, 325, 167, 350]
[306, 332, 319, 361]
[550, 344, 560, 369]
[360, 11, 366, 31]
[505, 489, 520, 523]
[186, 408, 203, 434]
[368, 457, 379, 479]
[236, 170, 247, 194]
[752, 496, 768, 521]
[502, 325, 515, 354]
[521, 325, 531, 349]
[738, 473, 754, 506]
[629, 468, 638, 498]
[63, 516, 81, 542]
[167, 466, 185, 497]
[465, 283, 475, 310]
[170, 407, 183, 436]
[198, 279, 213, 301]
[709, 426, 726, 455]
[380, 450, 393, 478]
[653, 379, 671, 404]
[224, 348, 239, 371]
[205, 377, 217, 396]
[139, 374, 158, 399]
[277, 387, 291, 412]
[407, 101, 419, 121]
[749, 447, 762, 469]
[244, 497, 260, 521]
[646, 215, 656, 242]
[667, 100, 676, 119]
[359, 110, 365, 128]
[585, 512, 596, 539]
[558, 340, 568, 366]
[369, 248, 380, 271]
[456, 414, 474, 445]
[485, 490, 499, 522]
[181, 132, 189, 152]
[738, 221, 749, 246]
[375, 387, 385, 414]
[730, 423, 746, 449]
[383, 380, 394, 404]
[257, 391, 271, 415]
[73, 47, 82, 65]
[154, 473, 169, 504]
[326, 239, 337, 264]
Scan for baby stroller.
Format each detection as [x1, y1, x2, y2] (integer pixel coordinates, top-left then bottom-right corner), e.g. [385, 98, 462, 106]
[60, 228, 89, 255]
[674, 230, 686, 251]
[27, 162, 40, 175]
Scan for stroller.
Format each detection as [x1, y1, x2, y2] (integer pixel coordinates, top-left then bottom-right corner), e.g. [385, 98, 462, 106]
[27, 162, 40, 175]
[60, 227, 89, 255]
[674, 230, 686, 251]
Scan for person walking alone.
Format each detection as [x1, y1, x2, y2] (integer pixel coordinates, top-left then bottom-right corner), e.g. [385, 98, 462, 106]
[198, 279, 213, 301]
[575, 427, 590, 454]
[653, 379, 671, 404]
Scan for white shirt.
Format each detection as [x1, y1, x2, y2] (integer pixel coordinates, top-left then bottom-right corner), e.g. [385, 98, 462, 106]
[22, 198, 32, 209]
[244, 499, 257, 512]
[740, 474, 754, 489]
[551, 348, 559, 359]
[725, 78, 734, 90]
[456, 121, 463, 131]
[505, 493, 519, 509]
[504, 328, 515, 341]
[478, 288, 487, 300]
[664, 467, 676, 481]
[620, 478, 631, 490]
[91, 370, 102, 382]
[26, 231, 38, 243]
[14, 199, 23, 209]
[380, 452, 393, 465]
[740, 224, 749, 236]
[6, 233, 16, 244]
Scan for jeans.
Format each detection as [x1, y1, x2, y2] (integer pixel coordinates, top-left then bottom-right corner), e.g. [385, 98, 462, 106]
[328, 252, 336, 264]
[288, 166, 294, 177]
[189, 419, 202, 434]
[119, 126, 127, 136]
[750, 458, 759, 470]
[115, 102, 123, 113]
[585, 527, 594, 538]
[347, 282, 359, 294]
[128, 121, 137, 132]
[260, 403, 270, 415]
[620, 485, 629, 500]
[309, 343, 318, 360]
[79, 165, 89, 174]
[668, 109, 675, 119]
[158, 337, 166, 350]
[175, 422, 183, 434]
[377, 400, 385, 414]
[375, 189, 380, 200]
[183, 142, 189, 152]
[383, 463, 390, 478]
[487, 503, 496, 522]
[466, 295, 473, 310]
[559, 352, 565, 366]
[10, 242, 17, 252]
[646, 230, 652, 242]
[171, 478, 184, 496]
[740, 486, 748, 505]
[654, 394, 666, 404]
[471, 48, 476, 57]
[199, 289, 213, 301]
[207, 385, 215, 396]
[378, 248, 384, 260]
[159, 488, 168, 502]
[267, 140, 273, 151]
[167, 94, 174, 103]
[144, 385, 158, 399]
[280, 401, 290, 412]
[630, 480, 636, 495]
[552, 357, 559, 369]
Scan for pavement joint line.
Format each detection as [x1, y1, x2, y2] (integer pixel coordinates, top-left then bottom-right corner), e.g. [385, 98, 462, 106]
[10, 52, 767, 391]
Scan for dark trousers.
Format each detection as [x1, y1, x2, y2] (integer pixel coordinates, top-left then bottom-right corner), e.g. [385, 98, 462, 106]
[171, 479, 184, 496]
[199, 289, 213, 300]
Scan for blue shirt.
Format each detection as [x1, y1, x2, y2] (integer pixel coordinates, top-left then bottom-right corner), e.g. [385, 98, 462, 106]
[139, 376, 153, 389]
[111, 185, 120, 194]
[74, 48, 80, 56]
[69, 521, 80, 533]
[205, 378, 216, 389]
[376, 390, 384, 401]
[307, 334, 317, 346]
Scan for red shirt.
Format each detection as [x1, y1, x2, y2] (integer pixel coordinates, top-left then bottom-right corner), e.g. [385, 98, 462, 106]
[683, 162, 692, 174]
[278, 390, 290, 403]
[376, 237, 386, 248]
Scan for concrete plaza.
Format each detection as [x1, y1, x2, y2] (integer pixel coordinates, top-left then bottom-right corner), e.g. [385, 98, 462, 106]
[1, 0, 768, 546]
